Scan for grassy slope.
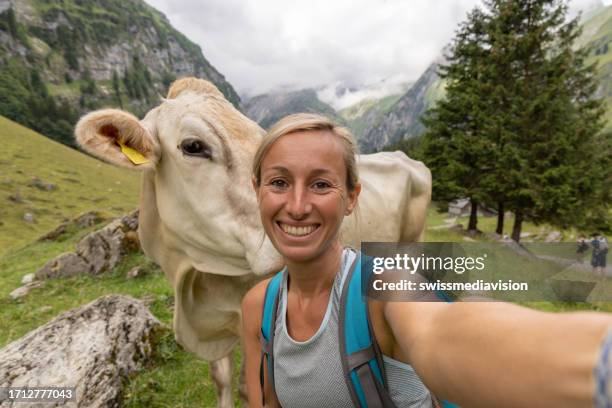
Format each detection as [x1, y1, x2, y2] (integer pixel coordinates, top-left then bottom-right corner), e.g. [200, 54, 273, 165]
[0, 115, 140, 256]
[0, 118, 609, 406]
[578, 6, 612, 129]
[0, 224, 238, 407]
[2, 205, 611, 406]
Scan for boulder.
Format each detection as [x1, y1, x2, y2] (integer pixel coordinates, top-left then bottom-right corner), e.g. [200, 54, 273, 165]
[38, 211, 106, 242]
[35, 210, 140, 280]
[0, 295, 164, 407]
[35, 252, 90, 280]
[22, 213, 34, 223]
[76, 220, 126, 275]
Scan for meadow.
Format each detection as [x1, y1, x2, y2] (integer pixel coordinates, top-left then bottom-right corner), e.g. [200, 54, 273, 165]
[1, 115, 610, 406]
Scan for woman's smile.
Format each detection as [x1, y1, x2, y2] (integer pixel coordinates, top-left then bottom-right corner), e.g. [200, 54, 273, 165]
[277, 221, 321, 238]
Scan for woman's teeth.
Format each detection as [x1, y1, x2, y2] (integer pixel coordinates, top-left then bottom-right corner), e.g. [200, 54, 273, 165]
[280, 223, 317, 237]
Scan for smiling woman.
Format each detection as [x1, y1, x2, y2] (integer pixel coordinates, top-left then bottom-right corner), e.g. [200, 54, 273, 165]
[253, 128, 359, 263]
[241, 113, 612, 408]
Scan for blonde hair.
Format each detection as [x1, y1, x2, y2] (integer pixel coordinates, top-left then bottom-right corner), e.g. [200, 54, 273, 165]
[252, 113, 359, 190]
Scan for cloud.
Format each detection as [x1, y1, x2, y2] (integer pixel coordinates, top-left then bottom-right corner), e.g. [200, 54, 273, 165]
[146, 0, 607, 97]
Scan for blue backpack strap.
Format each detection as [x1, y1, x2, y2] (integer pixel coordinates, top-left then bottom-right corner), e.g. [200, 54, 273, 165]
[260, 270, 284, 406]
[344, 253, 461, 408]
[339, 253, 396, 408]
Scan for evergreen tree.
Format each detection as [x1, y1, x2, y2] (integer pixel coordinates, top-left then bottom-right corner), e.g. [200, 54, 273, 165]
[421, 7, 495, 232]
[421, 0, 608, 241]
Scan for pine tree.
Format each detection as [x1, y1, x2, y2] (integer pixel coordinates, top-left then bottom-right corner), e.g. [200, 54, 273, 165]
[421, 0, 608, 241]
[421, 8, 496, 232]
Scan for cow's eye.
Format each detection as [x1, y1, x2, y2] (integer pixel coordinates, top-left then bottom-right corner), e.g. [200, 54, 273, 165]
[180, 138, 212, 159]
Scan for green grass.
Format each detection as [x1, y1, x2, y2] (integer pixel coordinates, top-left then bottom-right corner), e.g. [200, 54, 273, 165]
[0, 115, 140, 257]
[0, 173, 607, 407]
[0, 226, 243, 407]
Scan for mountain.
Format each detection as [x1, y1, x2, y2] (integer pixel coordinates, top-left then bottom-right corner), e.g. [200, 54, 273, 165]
[360, 60, 445, 152]
[0, 115, 140, 256]
[579, 5, 612, 128]
[362, 4, 612, 153]
[339, 93, 404, 142]
[0, 0, 240, 147]
[244, 88, 344, 129]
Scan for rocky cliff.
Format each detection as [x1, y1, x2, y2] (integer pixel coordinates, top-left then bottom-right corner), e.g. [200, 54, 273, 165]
[360, 61, 443, 152]
[0, 0, 240, 146]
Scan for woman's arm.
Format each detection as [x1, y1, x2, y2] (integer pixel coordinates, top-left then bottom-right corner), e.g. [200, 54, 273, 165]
[385, 301, 612, 408]
[241, 279, 281, 408]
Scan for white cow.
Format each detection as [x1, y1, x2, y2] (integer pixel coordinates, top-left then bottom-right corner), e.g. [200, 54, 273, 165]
[75, 77, 431, 407]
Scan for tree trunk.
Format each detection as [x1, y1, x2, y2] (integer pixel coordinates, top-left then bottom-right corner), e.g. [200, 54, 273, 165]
[468, 199, 478, 231]
[496, 202, 504, 235]
[511, 211, 523, 242]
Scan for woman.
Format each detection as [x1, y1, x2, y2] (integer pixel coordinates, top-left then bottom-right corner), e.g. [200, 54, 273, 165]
[242, 113, 612, 407]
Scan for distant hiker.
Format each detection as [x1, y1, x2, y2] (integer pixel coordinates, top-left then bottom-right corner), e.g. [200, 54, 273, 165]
[577, 235, 589, 261]
[591, 233, 609, 278]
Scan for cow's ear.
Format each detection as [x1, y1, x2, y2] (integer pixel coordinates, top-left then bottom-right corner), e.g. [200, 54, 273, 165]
[75, 109, 160, 170]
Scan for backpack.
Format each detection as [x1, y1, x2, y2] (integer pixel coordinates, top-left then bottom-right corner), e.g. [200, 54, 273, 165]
[260, 252, 460, 408]
[600, 237, 609, 251]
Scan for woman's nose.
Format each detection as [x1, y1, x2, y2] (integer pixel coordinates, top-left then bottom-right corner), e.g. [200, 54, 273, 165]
[286, 184, 312, 219]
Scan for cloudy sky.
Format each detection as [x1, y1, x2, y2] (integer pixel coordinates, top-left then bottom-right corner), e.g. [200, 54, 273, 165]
[146, 0, 609, 100]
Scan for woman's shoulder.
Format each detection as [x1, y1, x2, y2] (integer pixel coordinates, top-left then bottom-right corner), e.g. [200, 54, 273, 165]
[243, 277, 274, 313]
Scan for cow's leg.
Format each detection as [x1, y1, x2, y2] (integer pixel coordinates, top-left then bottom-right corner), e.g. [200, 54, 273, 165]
[210, 355, 234, 408]
[239, 356, 249, 407]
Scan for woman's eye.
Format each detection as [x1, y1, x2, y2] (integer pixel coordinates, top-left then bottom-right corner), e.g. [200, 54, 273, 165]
[179, 138, 212, 159]
[271, 179, 288, 189]
[312, 181, 331, 190]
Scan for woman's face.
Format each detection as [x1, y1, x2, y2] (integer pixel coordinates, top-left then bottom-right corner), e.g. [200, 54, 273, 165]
[254, 130, 360, 263]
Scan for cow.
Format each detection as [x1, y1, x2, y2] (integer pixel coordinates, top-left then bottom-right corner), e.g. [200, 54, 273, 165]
[74, 77, 431, 408]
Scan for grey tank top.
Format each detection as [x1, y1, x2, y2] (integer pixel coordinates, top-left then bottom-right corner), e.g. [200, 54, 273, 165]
[273, 249, 433, 407]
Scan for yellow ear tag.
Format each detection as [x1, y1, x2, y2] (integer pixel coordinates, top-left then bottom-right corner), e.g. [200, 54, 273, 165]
[118, 140, 149, 165]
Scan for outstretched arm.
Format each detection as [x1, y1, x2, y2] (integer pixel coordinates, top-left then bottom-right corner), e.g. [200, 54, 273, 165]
[385, 301, 612, 408]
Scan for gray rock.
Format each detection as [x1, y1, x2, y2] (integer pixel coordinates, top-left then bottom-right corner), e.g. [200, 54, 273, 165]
[35, 252, 90, 280]
[74, 211, 104, 228]
[0, 295, 164, 407]
[9, 282, 43, 300]
[22, 213, 34, 223]
[21, 273, 35, 284]
[29, 176, 57, 191]
[77, 220, 125, 275]
[37, 211, 105, 242]
[126, 266, 146, 279]
[35, 210, 140, 279]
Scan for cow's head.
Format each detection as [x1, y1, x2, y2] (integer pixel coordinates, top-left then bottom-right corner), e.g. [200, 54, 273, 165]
[75, 78, 282, 277]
